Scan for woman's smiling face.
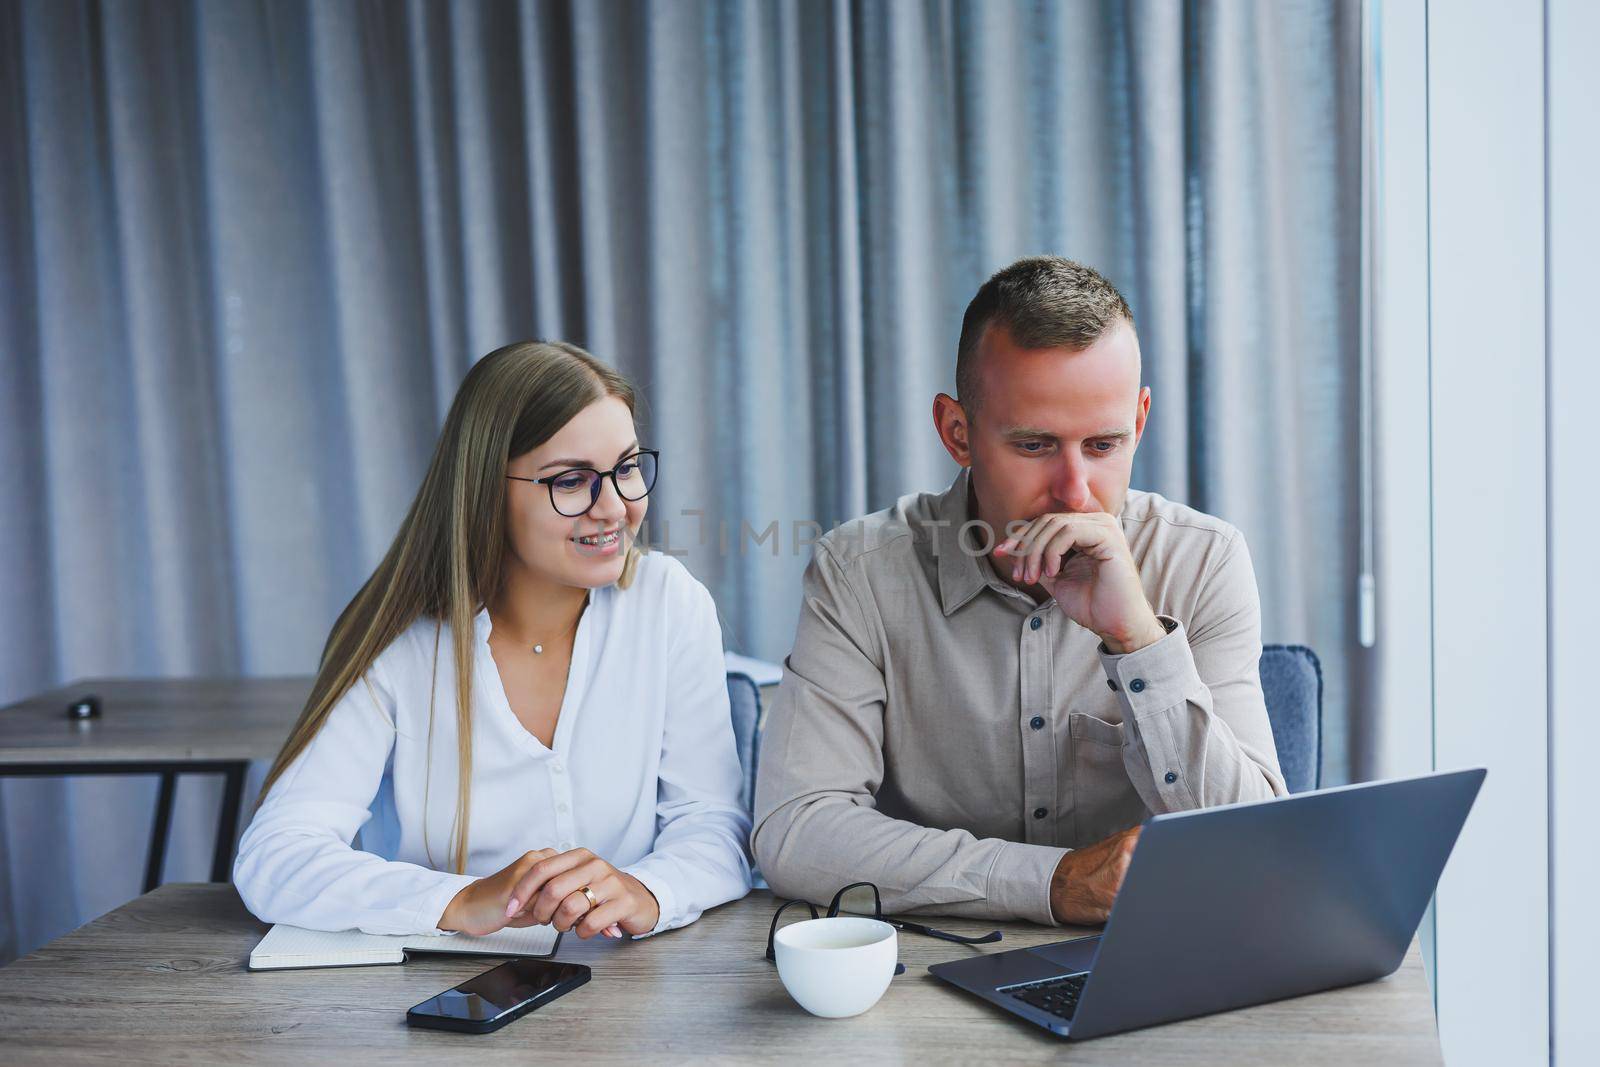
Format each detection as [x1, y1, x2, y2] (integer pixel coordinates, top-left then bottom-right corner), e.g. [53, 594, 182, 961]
[503, 396, 649, 590]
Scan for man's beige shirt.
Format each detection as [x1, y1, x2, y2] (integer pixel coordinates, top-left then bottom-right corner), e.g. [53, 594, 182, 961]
[752, 469, 1286, 926]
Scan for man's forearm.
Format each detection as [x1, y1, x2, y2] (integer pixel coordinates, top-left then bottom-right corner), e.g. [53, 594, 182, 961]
[753, 795, 1066, 925]
[1099, 618, 1285, 810]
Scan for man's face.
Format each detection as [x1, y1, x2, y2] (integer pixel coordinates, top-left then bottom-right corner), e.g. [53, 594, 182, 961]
[958, 321, 1150, 564]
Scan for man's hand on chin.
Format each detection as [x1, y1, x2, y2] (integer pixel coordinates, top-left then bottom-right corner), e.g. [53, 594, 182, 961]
[1049, 825, 1143, 925]
[995, 512, 1167, 653]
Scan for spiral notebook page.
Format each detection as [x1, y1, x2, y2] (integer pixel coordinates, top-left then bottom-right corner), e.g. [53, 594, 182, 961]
[248, 922, 560, 971]
[411, 924, 560, 957]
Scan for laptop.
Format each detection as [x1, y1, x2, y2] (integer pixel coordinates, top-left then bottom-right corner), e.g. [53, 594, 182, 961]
[928, 768, 1485, 1040]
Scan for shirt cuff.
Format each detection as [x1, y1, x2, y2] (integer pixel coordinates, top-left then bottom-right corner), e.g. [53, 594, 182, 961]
[1097, 615, 1197, 722]
[418, 871, 480, 935]
[985, 840, 1069, 927]
[619, 860, 682, 939]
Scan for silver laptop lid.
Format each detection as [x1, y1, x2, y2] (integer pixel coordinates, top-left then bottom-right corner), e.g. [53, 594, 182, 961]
[1065, 768, 1485, 1040]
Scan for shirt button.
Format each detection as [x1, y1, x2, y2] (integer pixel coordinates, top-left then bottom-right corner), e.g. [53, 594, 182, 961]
[557, 802, 570, 814]
[551, 761, 565, 774]
[559, 840, 573, 850]
[1033, 807, 1048, 820]
[1029, 616, 1043, 631]
[1164, 771, 1178, 784]
[1030, 716, 1045, 731]
[1107, 679, 1119, 692]
[1129, 679, 1146, 694]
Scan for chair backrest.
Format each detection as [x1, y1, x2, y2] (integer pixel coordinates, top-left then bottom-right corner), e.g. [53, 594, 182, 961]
[1258, 644, 1323, 793]
[726, 672, 762, 816]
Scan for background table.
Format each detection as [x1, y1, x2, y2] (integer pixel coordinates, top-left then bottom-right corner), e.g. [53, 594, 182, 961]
[0, 884, 1442, 1065]
[0, 677, 313, 891]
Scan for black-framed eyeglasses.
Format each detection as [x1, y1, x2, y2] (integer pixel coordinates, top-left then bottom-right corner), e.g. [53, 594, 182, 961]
[765, 882, 1003, 976]
[507, 448, 660, 518]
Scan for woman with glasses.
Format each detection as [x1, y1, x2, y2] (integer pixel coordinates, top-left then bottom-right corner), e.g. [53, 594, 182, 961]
[233, 341, 751, 942]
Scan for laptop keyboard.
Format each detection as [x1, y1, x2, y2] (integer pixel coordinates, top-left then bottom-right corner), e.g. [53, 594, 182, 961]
[1001, 971, 1089, 1022]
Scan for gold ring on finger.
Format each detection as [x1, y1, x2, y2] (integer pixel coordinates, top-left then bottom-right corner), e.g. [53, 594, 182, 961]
[579, 885, 600, 911]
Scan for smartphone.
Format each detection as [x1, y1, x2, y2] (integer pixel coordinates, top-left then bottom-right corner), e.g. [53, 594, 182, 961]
[405, 958, 591, 1034]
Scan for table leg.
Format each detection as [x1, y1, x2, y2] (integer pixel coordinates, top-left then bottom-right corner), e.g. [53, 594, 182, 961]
[144, 771, 177, 894]
[210, 762, 247, 883]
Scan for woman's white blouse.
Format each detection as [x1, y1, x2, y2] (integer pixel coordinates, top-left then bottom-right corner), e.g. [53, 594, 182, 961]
[233, 553, 753, 937]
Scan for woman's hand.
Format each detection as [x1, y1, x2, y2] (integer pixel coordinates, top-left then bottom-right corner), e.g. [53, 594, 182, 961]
[505, 847, 661, 939]
[439, 848, 561, 936]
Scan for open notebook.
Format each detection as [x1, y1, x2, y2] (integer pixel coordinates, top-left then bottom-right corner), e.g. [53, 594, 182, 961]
[247, 922, 561, 971]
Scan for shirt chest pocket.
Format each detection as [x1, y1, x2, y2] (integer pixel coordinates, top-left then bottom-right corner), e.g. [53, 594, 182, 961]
[1068, 711, 1149, 846]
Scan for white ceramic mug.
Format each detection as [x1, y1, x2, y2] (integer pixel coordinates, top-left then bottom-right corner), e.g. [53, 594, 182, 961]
[773, 915, 898, 1018]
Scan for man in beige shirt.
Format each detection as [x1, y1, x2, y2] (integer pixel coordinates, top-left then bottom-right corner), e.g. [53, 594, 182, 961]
[753, 256, 1285, 928]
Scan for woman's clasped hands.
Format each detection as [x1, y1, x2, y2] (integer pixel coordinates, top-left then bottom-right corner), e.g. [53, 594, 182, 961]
[441, 847, 661, 940]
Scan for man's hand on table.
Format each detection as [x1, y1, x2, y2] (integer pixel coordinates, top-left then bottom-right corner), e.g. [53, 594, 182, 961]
[1049, 825, 1143, 925]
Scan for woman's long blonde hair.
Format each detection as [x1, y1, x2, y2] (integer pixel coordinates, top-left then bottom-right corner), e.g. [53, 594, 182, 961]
[258, 340, 642, 874]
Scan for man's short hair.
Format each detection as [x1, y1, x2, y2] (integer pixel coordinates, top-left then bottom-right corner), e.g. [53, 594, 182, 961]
[955, 256, 1136, 418]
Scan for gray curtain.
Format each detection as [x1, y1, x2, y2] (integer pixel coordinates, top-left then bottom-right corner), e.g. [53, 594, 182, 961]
[0, 0, 1361, 963]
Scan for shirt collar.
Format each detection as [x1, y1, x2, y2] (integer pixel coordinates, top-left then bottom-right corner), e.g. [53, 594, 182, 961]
[471, 588, 603, 645]
[934, 468, 1028, 617]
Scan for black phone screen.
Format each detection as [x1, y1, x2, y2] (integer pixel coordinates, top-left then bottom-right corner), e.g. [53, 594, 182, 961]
[412, 959, 588, 1023]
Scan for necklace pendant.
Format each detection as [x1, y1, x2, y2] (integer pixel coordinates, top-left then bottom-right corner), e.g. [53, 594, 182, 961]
[533, 644, 543, 654]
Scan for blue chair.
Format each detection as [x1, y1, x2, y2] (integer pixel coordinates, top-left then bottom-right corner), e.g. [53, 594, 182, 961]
[726, 671, 766, 886]
[726, 672, 763, 816]
[1259, 644, 1323, 793]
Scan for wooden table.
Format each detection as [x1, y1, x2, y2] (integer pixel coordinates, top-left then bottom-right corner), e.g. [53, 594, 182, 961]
[0, 884, 1442, 1064]
[0, 677, 311, 891]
